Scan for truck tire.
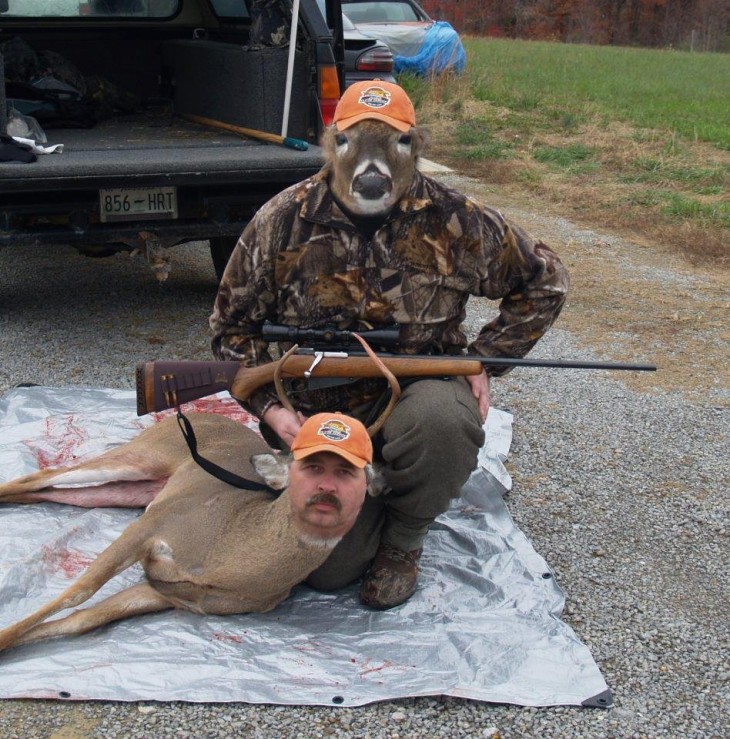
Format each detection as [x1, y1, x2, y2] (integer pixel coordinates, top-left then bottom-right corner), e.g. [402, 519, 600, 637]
[209, 236, 238, 281]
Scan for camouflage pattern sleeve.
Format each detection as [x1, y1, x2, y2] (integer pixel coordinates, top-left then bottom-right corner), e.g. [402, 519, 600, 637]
[209, 208, 281, 418]
[469, 210, 570, 376]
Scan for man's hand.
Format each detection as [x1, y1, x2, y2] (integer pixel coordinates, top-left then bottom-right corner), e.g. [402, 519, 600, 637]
[466, 370, 490, 422]
[263, 404, 306, 448]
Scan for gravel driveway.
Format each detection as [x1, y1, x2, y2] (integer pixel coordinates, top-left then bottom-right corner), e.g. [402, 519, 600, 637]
[0, 172, 727, 738]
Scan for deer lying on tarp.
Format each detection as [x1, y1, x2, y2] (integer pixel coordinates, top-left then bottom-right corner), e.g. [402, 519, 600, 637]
[0, 343, 399, 654]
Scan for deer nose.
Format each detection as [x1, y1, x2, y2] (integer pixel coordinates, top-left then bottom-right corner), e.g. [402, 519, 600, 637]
[352, 165, 392, 200]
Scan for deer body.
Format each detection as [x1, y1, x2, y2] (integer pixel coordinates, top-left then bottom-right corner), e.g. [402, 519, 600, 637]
[0, 413, 351, 653]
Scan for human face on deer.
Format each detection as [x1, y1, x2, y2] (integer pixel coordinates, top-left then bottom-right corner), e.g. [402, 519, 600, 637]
[288, 452, 367, 543]
[323, 120, 426, 218]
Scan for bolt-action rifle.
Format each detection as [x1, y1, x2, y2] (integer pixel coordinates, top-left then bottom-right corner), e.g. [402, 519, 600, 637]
[135, 322, 656, 416]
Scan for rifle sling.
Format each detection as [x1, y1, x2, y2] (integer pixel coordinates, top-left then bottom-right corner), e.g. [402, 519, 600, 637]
[175, 410, 279, 496]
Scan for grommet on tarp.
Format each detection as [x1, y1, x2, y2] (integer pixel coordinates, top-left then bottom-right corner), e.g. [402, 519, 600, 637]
[332, 695, 345, 704]
[581, 688, 614, 709]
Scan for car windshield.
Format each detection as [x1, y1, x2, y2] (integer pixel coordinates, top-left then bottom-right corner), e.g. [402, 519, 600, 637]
[1, 0, 180, 18]
[342, 1, 422, 23]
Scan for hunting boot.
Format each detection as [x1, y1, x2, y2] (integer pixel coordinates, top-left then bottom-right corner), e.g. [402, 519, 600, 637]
[359, 544, 422, 609]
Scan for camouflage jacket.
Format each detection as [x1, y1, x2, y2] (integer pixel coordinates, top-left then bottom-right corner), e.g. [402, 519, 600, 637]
[210, 167, 569, 419]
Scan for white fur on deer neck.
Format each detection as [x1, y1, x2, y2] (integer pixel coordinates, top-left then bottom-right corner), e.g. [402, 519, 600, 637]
[323, 119, 428, 217]
[139, 489, 345, 615]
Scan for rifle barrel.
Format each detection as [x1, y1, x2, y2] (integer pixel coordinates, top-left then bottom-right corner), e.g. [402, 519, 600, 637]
[472, 356, 656, 371]
[295, 349, 657, 372]
[262, 324, 655, 371]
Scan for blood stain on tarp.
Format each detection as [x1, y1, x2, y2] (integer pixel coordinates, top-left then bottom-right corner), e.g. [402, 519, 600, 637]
[293, 639, 336, 658]
[28, 415, 90, 469]
[359, 658, 395, 676]
[211, 632, 245, 644]
[42, 544, 95, 578]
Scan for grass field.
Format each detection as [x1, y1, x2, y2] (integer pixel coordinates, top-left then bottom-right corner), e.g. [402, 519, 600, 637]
[400, 38, 729, 265]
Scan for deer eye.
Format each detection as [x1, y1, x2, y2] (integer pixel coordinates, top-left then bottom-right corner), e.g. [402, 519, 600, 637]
[334, 133, 348, 147]
[398, 134, 412, 146]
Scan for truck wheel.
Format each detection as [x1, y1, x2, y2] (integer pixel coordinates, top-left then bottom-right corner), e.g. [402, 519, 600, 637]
[209, 237, 237, 281]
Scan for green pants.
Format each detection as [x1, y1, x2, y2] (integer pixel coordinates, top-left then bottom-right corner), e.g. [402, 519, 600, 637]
[305, 376, 485, 590]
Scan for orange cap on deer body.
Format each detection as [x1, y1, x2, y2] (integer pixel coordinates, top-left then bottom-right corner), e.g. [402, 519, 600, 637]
[291, 413, 373, 468]
[333, 80, 416, 133]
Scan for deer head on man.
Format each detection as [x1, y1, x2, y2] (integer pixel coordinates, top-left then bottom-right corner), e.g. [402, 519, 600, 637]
[321, 81, 428, 219]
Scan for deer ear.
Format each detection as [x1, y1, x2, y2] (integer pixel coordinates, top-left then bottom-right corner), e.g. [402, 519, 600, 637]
[250, 453, 290, 491]
[365, 463, 390, 497]
[412, 126, 430, 158]
[321, 125, 338, 160]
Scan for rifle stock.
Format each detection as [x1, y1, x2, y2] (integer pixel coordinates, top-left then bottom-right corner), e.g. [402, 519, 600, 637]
[136, 352, 656, 416]
[136, 360, 242, 416]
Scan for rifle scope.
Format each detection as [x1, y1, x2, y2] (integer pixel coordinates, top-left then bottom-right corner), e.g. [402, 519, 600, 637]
[262, 322, 401, 350]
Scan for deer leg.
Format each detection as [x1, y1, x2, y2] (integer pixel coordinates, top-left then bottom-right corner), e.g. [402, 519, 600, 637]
[8, 582, 172, 650]
[0, 443, 174, 508]
[0, 518, 152, 653]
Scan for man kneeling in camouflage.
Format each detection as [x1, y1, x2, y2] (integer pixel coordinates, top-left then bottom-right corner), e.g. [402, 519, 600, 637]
[210, 81, 569, 609]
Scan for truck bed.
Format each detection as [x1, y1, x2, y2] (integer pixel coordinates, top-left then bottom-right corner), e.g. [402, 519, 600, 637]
[1, 112, 325, 192]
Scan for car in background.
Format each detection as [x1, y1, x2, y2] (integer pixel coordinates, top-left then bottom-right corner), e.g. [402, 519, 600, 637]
[342, 13, 395, 87]
[343, 0, 431, 27]
[315, 1, 395, 87]
[342, 0, 465, 75]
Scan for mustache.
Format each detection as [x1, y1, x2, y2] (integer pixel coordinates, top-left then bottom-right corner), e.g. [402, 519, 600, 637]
[306, 493, 342, 511]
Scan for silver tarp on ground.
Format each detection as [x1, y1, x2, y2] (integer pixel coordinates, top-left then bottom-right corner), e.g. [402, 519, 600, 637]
[0, 386, 611, 707]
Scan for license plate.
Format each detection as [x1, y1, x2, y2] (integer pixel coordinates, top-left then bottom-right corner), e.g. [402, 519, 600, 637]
[99, 187, 178, 222]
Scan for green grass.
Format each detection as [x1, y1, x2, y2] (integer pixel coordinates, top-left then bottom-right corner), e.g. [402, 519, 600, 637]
[438, 38, 730, 150]
[620, 158, 727, 191]
[660, 193, 730, 227]
[532, 143, 597, 168]
[452, 120, 513, 160]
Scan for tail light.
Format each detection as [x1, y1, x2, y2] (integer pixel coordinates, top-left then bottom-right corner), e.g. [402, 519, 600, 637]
[319, 64, 341, 127]
[356, 47, 394, 73]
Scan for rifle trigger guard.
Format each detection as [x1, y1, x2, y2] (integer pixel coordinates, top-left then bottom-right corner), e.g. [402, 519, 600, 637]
[305, 351, 324, 379]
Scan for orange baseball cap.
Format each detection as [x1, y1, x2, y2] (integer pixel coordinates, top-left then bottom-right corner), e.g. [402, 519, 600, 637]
[333, 80, 416, 133]
[291, 413, 373, 468]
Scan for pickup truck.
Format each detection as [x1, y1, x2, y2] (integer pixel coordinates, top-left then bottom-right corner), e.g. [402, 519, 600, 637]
[0, 0, 345, 280]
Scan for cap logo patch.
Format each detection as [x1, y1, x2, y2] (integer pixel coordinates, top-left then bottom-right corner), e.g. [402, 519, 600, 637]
[358, 86, 392, 110]
[318, 419, 351, 442]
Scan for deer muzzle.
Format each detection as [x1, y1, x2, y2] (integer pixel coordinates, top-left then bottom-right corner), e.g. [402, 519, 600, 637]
[352, 165, 392, 200]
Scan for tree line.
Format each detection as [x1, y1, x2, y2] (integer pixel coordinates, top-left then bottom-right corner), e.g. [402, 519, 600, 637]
[421, 0, 729, 52]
